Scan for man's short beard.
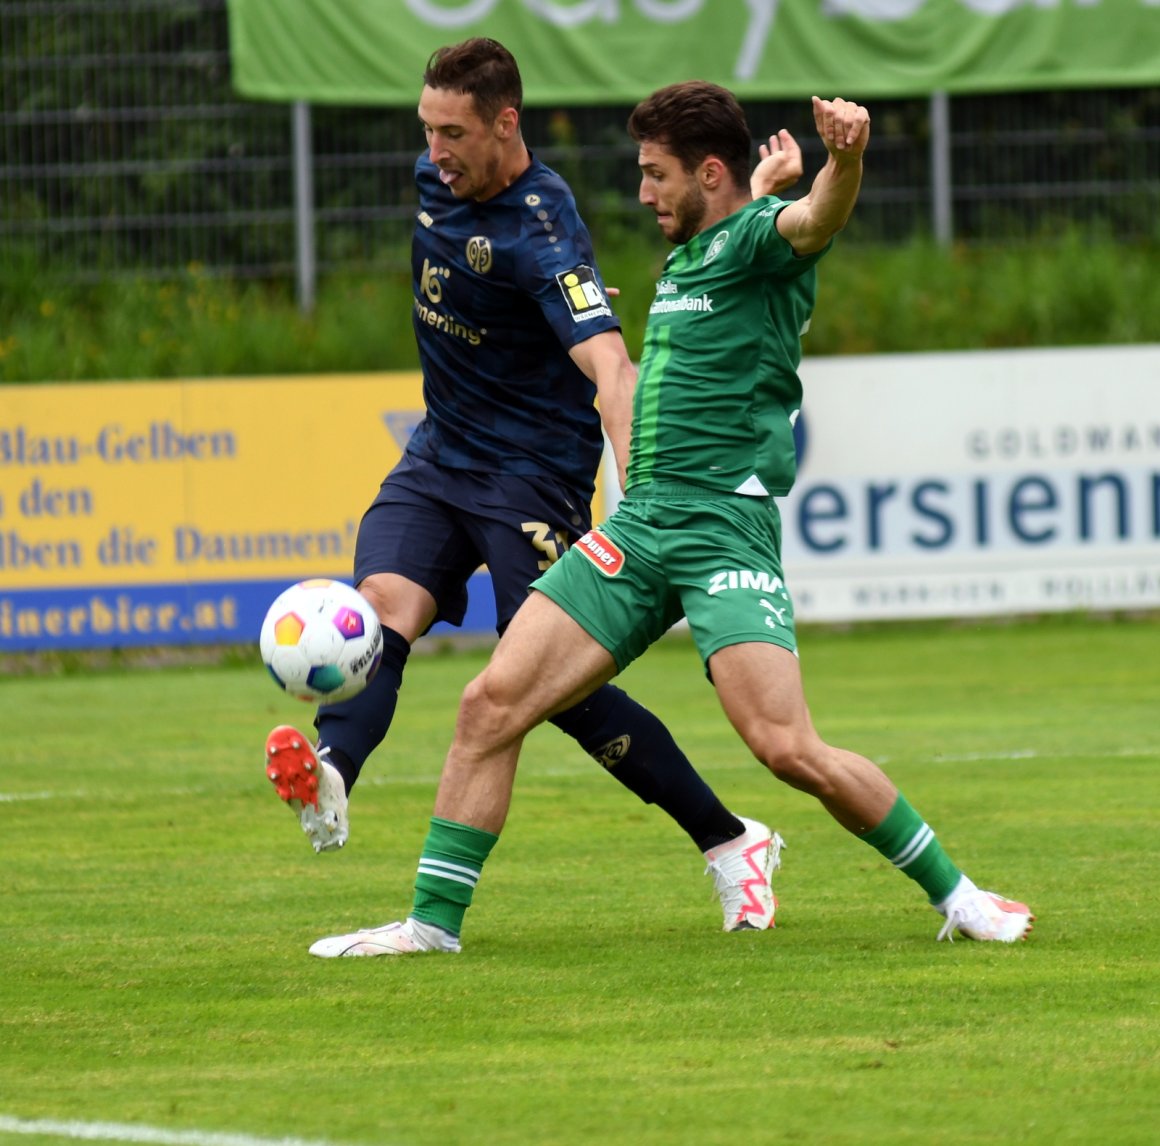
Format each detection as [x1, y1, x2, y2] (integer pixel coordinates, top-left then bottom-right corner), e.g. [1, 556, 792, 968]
[669, 181, 708, 245]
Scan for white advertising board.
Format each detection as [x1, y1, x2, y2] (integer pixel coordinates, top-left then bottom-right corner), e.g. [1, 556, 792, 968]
[783, 345, 1160, 621]
[603, 344, 1160, 623]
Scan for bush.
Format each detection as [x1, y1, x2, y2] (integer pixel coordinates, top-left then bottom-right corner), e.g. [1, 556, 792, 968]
[2, 232, 1158, 384]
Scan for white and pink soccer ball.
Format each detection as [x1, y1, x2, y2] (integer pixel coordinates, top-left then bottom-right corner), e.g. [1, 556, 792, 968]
[259, 578, 382, 703]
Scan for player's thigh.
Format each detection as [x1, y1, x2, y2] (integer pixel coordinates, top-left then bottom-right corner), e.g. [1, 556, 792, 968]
[707, 640, 813, 754]
[470, 590, 620, 728]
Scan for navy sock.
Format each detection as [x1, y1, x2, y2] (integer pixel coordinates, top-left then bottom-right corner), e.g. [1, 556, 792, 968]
[314, 624, 410, 794]
[549, 683, 743, 851]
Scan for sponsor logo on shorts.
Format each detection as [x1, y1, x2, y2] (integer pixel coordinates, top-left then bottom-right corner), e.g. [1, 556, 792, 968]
[759, 597, 789, 630]
[707, 572, 792, 630]
[556, 265, 612, 323]
[707, 570, 785, 597]
[576, 529, 624, 575]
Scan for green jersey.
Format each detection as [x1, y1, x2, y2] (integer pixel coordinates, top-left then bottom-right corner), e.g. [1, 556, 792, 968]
[627, 197, 828, 498]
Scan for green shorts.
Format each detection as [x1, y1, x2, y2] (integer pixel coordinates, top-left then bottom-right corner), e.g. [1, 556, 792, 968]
[532, 484, 797, 674]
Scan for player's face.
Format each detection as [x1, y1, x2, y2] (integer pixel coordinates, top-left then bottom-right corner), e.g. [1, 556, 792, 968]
[418, 86, 510, 202]
[638, 141, 707, 246]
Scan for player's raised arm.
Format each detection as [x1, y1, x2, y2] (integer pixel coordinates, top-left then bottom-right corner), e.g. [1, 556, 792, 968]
[776, 97, 869, 255]
[568, 330, 636, 493]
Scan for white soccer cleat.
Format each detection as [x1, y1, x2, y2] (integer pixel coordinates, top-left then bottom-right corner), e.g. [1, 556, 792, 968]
[936, 876, 1035, 943]
[264, 725, 349, 853]
[308, 918, 460, 958]
[703, 817, 784, 931]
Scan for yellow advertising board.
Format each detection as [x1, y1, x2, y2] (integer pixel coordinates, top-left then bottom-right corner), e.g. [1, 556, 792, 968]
[0, 374, 435, 650]
[2, 372, 611, 651]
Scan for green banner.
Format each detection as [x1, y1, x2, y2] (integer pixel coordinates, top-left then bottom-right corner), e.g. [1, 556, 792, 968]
[228, 0, 1160, 106]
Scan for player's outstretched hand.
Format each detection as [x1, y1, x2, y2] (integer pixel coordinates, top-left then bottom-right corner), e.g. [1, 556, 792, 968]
[811, 96, 870, 159]
[750, 129, 803, 199]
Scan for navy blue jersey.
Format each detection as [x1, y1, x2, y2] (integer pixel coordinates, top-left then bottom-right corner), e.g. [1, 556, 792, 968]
[406, 153, 621, 502]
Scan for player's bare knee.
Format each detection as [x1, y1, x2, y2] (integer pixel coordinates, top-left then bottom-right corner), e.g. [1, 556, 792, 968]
[457, 670, 506, 724]
[757, 735, 835, 798]
[456, 669, 527, 746]
[357, 575, 434, 640]
[760, 747, 812, 788]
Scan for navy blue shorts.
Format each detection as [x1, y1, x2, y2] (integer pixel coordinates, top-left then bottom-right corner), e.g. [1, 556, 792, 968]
[353, 453, 593, 632]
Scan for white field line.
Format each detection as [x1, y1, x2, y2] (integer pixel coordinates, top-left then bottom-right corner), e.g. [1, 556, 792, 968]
[0, 1114, 363, 1146]
[2, 745, 1157, 806]
[346, 744, 1160, 781]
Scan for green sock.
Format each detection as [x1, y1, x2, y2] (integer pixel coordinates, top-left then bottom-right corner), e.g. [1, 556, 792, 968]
[860, 794, 962, 904]
[411, 816, 500, 937]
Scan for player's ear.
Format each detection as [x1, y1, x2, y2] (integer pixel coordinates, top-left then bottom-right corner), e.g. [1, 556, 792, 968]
[495, 106, 519, 141]
[700, 156, 726, 191]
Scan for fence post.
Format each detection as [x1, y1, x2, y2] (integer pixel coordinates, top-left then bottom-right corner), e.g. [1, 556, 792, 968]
[930, 90, 953, 246]
[292, 101, 317, 314]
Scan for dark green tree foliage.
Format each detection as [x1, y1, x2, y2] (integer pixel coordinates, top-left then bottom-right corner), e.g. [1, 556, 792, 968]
[2, 1, 292, 274]
[1, 1, 1159, 282]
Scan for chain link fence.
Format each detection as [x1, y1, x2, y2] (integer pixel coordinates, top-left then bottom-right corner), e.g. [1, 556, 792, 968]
[3, 0, 1159, 286]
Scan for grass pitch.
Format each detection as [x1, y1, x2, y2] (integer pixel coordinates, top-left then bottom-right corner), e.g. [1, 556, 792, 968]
[2, 615, 1159, 1146]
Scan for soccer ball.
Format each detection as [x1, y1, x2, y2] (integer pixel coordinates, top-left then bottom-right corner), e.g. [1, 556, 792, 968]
[259, 578, 383, 703]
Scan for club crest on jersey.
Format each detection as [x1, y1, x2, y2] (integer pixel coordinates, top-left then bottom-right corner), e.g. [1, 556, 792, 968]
[575, 529, 624, 575]
[556, 265, 612, 323]
[703, 230, 730, 265]
[466, 235, 492, 274]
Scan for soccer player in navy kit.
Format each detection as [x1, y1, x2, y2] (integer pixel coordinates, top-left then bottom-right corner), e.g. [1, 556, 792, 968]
[266, 39, 806, 946]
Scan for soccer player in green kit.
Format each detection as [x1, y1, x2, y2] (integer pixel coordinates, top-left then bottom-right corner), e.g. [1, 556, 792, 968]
[311, 82, 1034, 956]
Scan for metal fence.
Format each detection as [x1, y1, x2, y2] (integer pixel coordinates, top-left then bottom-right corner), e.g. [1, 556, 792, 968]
[3, 0, 1159, 296]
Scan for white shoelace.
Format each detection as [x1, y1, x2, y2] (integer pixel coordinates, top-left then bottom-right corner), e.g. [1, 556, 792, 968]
[937, 904, 966, 942]
[937, 892, 993, 942]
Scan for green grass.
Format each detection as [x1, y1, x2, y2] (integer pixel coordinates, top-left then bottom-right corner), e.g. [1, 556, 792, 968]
[2, 615, 1159, 1145]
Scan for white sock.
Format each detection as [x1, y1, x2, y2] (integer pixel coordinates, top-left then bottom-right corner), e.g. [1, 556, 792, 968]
[407, 917, 461, 952]
[934, 873, 976, 915]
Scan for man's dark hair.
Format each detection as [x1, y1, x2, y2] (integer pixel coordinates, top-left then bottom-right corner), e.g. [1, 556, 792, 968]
[423, 38, 523, 124]
[628, 81, 752, 189]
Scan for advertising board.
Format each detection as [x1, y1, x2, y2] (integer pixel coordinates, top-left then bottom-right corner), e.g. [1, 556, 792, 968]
[5, 345, 1158, 652]
[781, 345, 1160, 619]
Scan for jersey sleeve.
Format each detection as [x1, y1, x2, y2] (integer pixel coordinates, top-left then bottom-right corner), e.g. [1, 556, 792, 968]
[512, 178, 622, 351]
[740, 197, 833, 280]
